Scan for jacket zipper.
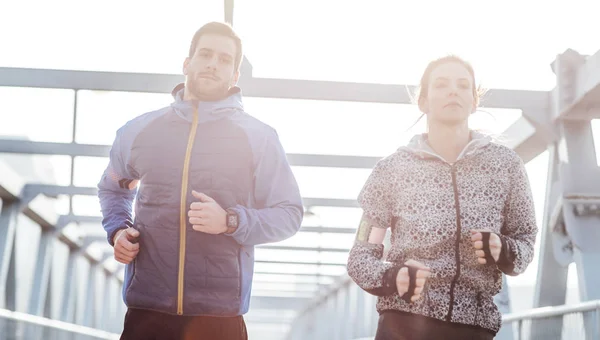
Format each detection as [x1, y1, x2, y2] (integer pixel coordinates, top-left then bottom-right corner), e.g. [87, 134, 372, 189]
[177, 109, 199, 315]
[446, 164, 462, 322]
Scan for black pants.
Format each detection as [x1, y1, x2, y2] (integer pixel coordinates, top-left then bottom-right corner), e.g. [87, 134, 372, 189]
[374, 311, 495, 340]
[120, 308, 248, 340]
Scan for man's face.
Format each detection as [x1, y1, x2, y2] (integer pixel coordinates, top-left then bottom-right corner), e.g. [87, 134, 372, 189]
[183, 33, 239, 101]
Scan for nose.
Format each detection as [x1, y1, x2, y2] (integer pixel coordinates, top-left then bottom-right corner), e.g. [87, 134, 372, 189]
[448, 83, 459, 96]
[205, 55, 218, 70]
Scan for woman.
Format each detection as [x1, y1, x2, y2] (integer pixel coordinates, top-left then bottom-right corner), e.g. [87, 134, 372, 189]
[346, 55, 537, 340]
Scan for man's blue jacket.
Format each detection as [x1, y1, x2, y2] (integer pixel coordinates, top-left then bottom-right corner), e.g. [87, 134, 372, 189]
[97, 84, 303, 316]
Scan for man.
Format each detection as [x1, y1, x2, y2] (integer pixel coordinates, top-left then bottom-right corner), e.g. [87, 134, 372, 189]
[97, 21, 304, 340]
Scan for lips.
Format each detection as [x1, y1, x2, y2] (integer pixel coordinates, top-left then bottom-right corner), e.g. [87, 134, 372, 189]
[198, 74, 218, 81]
[444, 101, 462, 108]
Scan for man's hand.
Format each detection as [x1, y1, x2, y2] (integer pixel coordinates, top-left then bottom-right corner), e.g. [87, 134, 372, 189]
[471, 230, 501, 264]
[188, 191, 227, 234]
[396, 259, 431, 302]
[113, 228, 140, 264]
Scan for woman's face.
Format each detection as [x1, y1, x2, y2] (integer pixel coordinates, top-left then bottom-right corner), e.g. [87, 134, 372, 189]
[421, 62, 476, 126]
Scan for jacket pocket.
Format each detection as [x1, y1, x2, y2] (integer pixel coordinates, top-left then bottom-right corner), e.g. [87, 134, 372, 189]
[205, 254, 241, 296]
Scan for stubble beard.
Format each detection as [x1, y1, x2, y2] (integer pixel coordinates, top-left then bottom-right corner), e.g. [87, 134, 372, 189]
[188, 77, 230, 102]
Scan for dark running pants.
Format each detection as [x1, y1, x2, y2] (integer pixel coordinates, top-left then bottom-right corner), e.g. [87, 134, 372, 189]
[120, 308, 248, 340]
[374, 311, 495, 340]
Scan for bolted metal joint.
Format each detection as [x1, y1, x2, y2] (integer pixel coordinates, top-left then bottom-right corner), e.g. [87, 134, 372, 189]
[572, 202, 600, 216]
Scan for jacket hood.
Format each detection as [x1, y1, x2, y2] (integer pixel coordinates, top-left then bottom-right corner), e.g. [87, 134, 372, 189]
[169, 83, 245, 124]
[400, 130, 492, 163]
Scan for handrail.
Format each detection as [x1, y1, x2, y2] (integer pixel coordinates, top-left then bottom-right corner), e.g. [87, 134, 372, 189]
[295, 274, 353, 317]
[502, 300, 600, 322]
[0, 308, 119, 339]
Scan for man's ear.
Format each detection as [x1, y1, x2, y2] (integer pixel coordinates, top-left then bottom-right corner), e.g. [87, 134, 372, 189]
[231, 69, 240, 86]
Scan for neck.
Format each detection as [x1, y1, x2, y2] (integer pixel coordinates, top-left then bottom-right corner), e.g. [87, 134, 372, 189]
[183, 87, 230, 102]
[426, 120, 471, 163]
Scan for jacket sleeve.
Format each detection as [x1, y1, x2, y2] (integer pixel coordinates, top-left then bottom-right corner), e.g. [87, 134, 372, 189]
[347, 157, 401, 296]
[97, 127, 139, 246]
[227, 128, 303, 246]
[497, 155, 538, 276]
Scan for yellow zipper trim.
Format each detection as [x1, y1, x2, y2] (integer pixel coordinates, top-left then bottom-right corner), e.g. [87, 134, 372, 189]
[177, 108, 199, 315]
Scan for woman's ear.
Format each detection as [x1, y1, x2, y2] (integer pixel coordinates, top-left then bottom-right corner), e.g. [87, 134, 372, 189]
[418, 97, 428, 114]
[183, 58, 190, 75]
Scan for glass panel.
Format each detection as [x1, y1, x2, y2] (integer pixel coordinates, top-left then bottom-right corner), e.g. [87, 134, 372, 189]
[0, 154, 71, 186]
[251, 282, 319, 293]
[235, 0, 598, 90]
[293, 166, 371, 200]
[251, 290, 315, 298]
[73, 156, 109, 187]
[306, 207, 363, 227]
[255, 248, 349, 265]
[244, 97, 523, 157]
[254, 262, 346, 276]
[271, 232, 353, 250]
[75, 91, 172, 145]
[0, 87, 74, 143]
[53, 195, 71, 216]
[72, 195, 101, 216]
[0, 0, 222, 73]
[253, 273, 335, 285]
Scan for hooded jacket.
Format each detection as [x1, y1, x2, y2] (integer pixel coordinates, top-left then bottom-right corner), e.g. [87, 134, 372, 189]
[346, 131, 537, 334]
[97, 85, 303, 316]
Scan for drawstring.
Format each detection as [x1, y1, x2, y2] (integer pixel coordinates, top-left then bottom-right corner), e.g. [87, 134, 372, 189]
[424, 287, 433, 315]
[475, 292, 482, 325]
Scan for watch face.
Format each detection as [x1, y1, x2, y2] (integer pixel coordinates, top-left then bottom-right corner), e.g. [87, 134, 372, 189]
[227, 214, 238, 227]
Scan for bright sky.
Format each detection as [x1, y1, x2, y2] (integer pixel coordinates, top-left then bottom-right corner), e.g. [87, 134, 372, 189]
[1, 0, 598, 314]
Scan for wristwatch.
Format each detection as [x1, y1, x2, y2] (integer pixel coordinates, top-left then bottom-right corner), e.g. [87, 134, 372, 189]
[225, 208, 239, 234]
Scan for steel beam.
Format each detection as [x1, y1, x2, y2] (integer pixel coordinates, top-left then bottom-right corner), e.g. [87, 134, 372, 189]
[0, 160, 26, 202]
[298, 226, 357, 234]
[16, 184, 359, 209]
[0, 67, 182, 94]
[71, 216, 356, 234]
[0, 67, 549, 110]
[224, 0, 234, 24]
[0, 140, 110, 158]
[21, 193, 59, 230]
[258, 245, 349, 253]
[27, 230, 54, 316]
[558, 122, 600, 300]
[529, 146, 570, 340]
[250, 295, 311, 310]
[502, 114, 556, 164]
[529, 49, 600, 340]
[0, 139, 380, 169]
[253, 271, 342, 278]
[0, 202, 18, 309]
[287, 153, 379, 169]
[252, 280, 327, 288]
[500, 48, 600, 163]
[552, 49, 600, 120]
[255, 260, 346, 267]
[556, 123, 600, 340]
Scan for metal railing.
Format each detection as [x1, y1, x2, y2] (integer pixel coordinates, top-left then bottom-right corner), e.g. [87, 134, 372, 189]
[503, 300, 600, 340]
[286, 271, 600, 340]
[0, 308, 120, 340]
[286, 274, 377, 340]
